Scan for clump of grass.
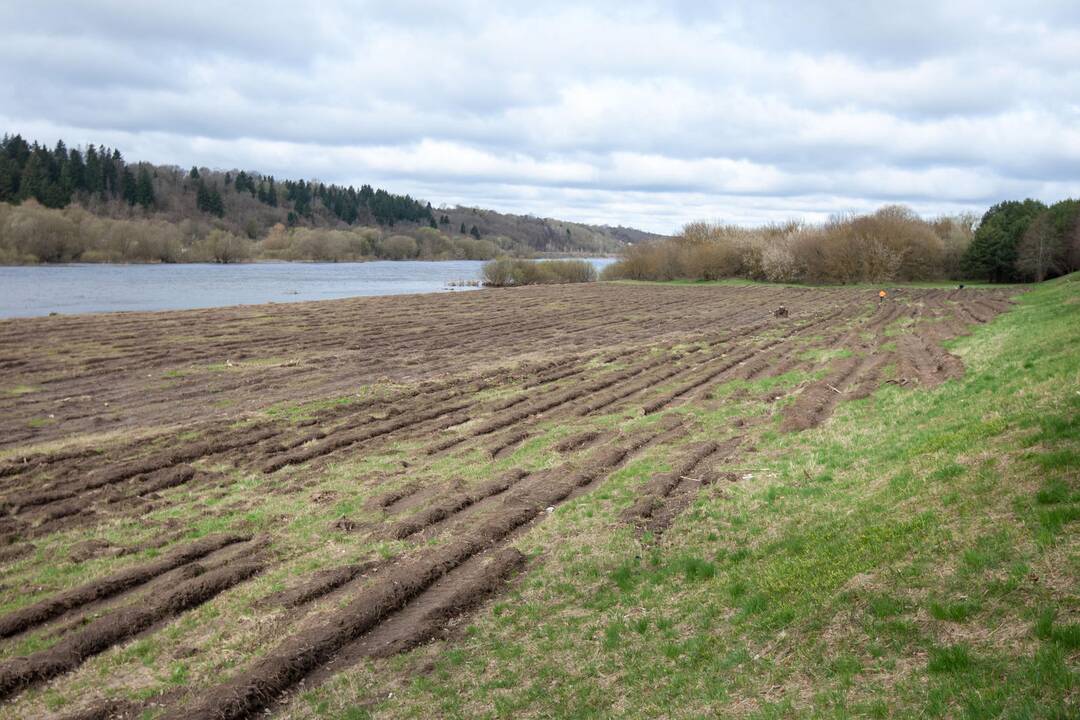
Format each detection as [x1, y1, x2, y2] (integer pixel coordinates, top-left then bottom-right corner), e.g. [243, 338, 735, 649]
[1034, 608, 1080, 649]
[927, 644, 975, 673]
[610, 564, 637, 592]
[867, 594, 907, 618]
[603, 621, 625, 650]
[1030, 448, 1080, 471]
[677, 556, 716, 582]
[1035, 478, 1071, 505]
[929, 599, 981, 622]
[929, 463, 965, 482]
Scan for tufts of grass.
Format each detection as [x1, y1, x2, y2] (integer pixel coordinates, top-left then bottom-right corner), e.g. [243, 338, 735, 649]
[867, 593, 908, 618]
[678, 556, 716, 582]
[1029, 449, 1080, 471]
[927, 644, 975, 674]
[928, 599, 981, 622]
[1035, 478, 1072, 505]
[1034, 608, 1080, 650]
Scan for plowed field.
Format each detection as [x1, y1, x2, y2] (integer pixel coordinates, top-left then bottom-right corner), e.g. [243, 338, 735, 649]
[0, 282, 1017, 719]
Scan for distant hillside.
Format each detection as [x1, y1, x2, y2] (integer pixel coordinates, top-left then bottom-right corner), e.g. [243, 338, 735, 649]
[434, 206, 662, 255]
[0, 134, 664, 261]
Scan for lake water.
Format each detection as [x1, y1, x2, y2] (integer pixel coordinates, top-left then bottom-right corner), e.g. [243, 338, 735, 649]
[0, 258, 617, 318]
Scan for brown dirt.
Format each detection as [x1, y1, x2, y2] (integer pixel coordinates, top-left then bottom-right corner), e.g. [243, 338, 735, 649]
[555, 430, 608, 454]
[385, 469, 529, 540]
[0, 557, 264, 698]
[0, 285, 835, 450]
[0, 543, 33, 564]
[53, 698, 143, 720]
[316, 546, 526, 668]
[486, 430, 529, 459]
[0, 533, 249, 640]
[367, 480, 419, 511]
[258, 560, 384, 609]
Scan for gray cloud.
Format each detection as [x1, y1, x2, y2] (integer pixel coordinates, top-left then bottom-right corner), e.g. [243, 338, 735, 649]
[2, 0, 1079, 231]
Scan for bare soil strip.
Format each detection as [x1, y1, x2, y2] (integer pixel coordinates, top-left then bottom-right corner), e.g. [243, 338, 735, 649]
[0, 533, 249, 639]
[0, 558, 264, 698]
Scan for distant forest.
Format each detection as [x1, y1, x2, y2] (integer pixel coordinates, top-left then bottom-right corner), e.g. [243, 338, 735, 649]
[0, 134, 654, 264]
[0, 134, 434, 228]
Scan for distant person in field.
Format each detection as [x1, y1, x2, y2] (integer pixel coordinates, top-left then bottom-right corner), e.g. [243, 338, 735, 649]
[878, 290, 887, 305]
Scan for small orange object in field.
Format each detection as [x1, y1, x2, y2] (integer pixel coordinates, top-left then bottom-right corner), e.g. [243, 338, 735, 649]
[879, 290, 887, 299]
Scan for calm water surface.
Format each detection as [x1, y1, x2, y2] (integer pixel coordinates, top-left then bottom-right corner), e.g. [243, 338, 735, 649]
[0, 259, 617, 318]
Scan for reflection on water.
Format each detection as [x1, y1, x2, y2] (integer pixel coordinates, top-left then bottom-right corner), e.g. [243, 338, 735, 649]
[0, 259, 617, 318]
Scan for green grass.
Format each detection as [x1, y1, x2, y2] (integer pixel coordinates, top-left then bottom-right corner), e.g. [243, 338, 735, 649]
[4, 384, 39, 395]
[927, 644, 975, 673]
[264, 390, 382, 423]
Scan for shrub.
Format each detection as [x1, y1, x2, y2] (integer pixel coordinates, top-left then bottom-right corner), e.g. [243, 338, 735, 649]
[482, 257, 515, 286]
[193, 229, 251, 263]
[482, 258, 596, 287]
[604, 205, 977, 285]
[0, 199, 83, 262]
[380, 235, 418, 260]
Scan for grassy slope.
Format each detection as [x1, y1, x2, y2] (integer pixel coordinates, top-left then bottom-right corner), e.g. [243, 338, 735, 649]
[290, 275, 1079, 719]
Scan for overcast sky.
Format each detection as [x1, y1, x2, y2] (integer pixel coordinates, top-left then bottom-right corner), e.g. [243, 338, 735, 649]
[2, 1, 1079, 232]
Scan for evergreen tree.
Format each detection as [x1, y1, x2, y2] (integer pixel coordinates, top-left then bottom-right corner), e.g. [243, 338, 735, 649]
[42, 177, 69, 208]
[4, 134, 31, 168]
[0, 154, 15, 201]
[67, 148, 86, 192]
[963, 199, 1047, 282]
[17, 150, 47, 203]
[135, 166, 155, 209]
[460, 222, 467, 234]
[85, 145, 103, 195]
[208, 184, 225, 217]
[196, 179, 211, 213]
[470, 225, 481, 239]
[58, 160, 75, 198]
[52, 140, 68, 175]
[189, 166, 200, 180]
[121, 167, 137, 205]
[105, 149, 123, 196]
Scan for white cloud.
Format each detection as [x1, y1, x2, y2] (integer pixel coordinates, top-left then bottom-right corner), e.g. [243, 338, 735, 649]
[2, 0, 1080, 232]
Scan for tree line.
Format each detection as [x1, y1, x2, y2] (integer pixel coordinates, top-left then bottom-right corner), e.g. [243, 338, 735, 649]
[0, 135, 155, 210]
[0, 201, 529, 264]
[0, 133, 434, 233]
[603, 200, 1080, 285]
[0, 133, 646, 260]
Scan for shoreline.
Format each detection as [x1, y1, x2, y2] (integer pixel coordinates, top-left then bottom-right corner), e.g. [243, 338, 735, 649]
[0, 253, 617, 268]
